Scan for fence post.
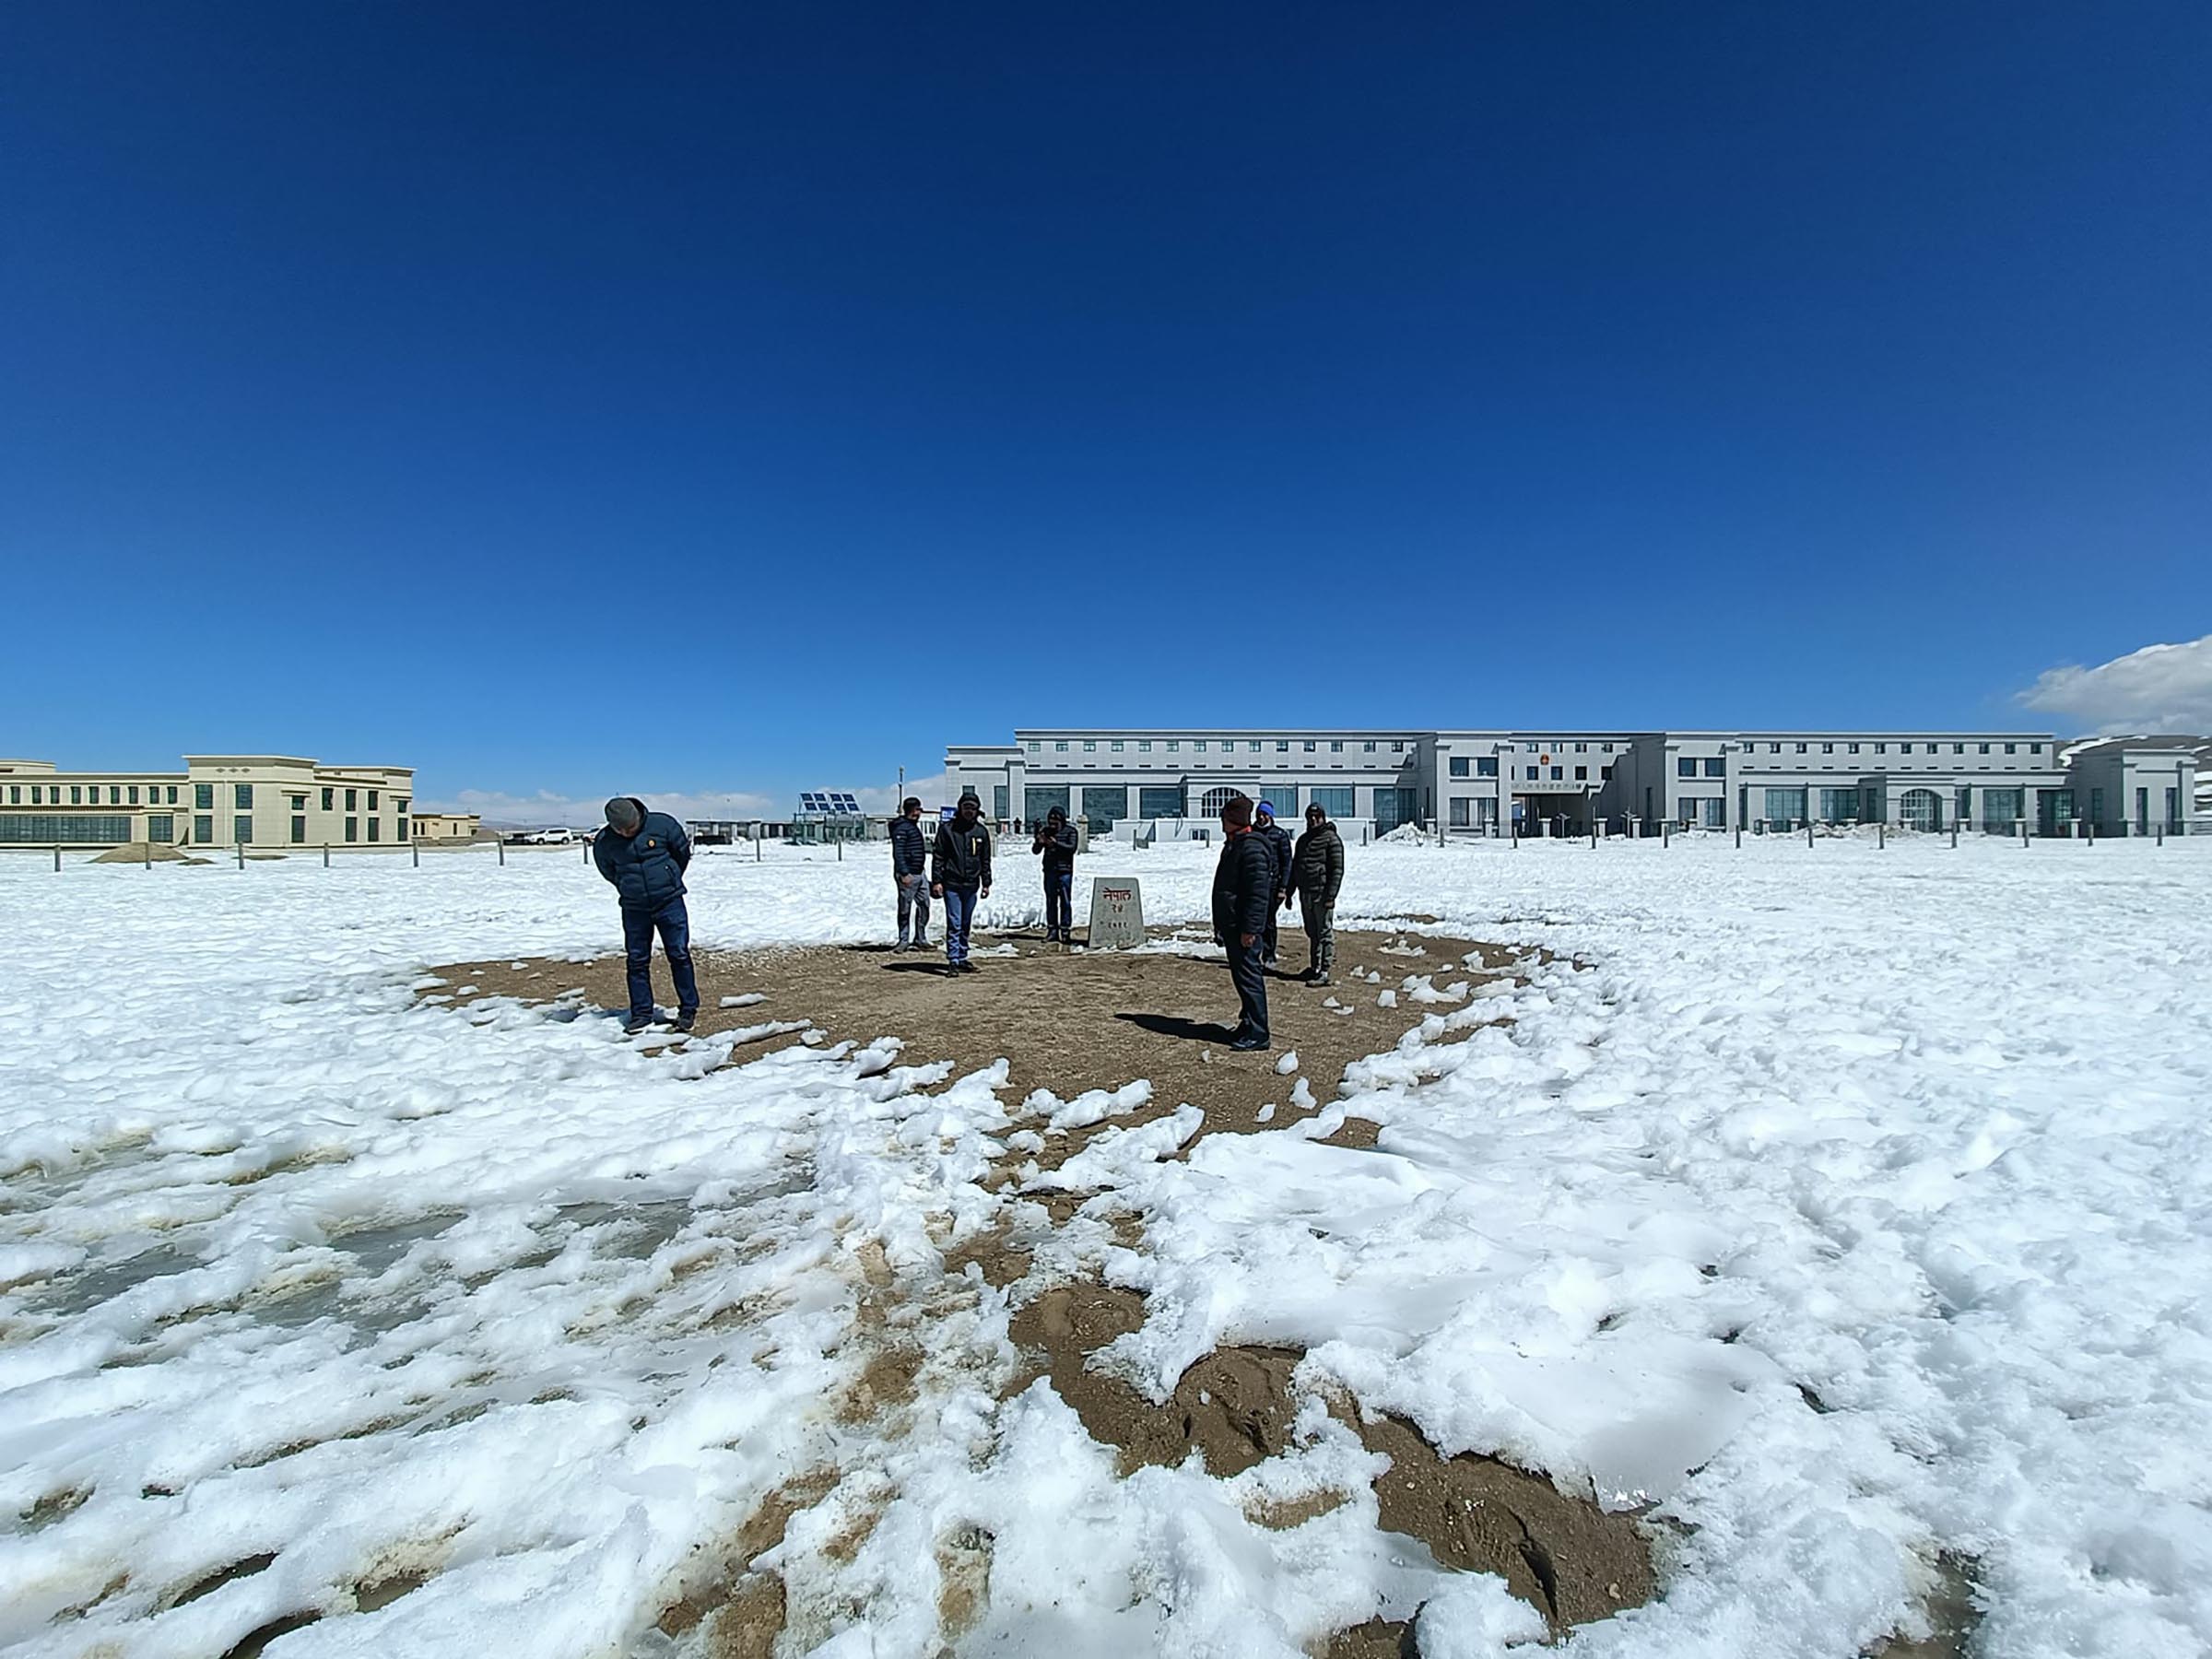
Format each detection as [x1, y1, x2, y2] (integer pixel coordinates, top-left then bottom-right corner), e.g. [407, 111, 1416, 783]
[1877, 822, 1886, 850]
[144, 840, 151, 870]
[1662, 819, 1671, 848]
[1806, 820, 1813, 849]
[53, 843, 62, 873]
[2018, 818, 2029, 847]
[1589, 817, 1597, 849]
[2157, 822, 2164, 847]
[237, 841, 245, 871]
[1949, 822, 1959, 850]
[583, 841, 591, 865]
[1735, 823, 1742, 849]
[412, 840, 420, 867]
[837, 838, 843, 861]
[324, 842, 331, 868]
[498, 838, 505, 865]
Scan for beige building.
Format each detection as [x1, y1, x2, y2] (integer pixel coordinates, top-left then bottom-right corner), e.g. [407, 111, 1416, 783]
[410, 811, 482, 841]
[0, 755, 417, 850]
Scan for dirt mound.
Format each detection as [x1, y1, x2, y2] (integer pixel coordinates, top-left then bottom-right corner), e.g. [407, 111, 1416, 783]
[89, 842, 206, 865]
[1006, 1281, 1656, 1641]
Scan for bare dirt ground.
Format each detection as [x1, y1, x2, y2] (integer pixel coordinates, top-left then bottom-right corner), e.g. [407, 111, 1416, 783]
[422, 923, 1664, 1654]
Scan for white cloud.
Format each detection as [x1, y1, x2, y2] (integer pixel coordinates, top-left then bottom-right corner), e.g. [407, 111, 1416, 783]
[2018, 633, 2212, 735]
[419, 787, 779, 828]
[852, 773, 950, 816]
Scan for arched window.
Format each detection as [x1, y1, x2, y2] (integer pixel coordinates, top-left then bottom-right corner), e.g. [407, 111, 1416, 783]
[1198, 786, 1245, 818]
[1899, 788, 1943, 831]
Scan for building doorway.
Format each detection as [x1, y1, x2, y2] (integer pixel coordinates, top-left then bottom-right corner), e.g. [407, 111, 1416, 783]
[1898, 788, 1944, 831]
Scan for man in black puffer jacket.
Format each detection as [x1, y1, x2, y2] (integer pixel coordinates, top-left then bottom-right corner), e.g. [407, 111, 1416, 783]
[1288, 800, 1345, 985]
[593, 795, 698, 1033]
[1032, 806, 1079, 944]
[889, 796, 931, 949]
[1253, 801, 1294, 967]
[1210, 794, 1276, 1050]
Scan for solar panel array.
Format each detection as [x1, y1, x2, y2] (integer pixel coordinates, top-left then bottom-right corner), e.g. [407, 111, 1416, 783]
[798, 791, 864, 816]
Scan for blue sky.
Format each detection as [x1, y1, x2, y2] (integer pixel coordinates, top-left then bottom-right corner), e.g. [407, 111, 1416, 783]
[4, 2, 2206, 816]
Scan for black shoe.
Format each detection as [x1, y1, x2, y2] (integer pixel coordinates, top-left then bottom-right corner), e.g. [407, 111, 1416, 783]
[959, 959, 981, 974]
[1313, 971, 1332, 987]
[1229, 1034, 1272, 1052]
[623, 1013, 657, 1035]
[673, 1008, 697, 1032]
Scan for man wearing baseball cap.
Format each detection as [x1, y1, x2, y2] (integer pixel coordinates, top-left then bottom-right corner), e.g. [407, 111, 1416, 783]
[592, 794, 699, 1034]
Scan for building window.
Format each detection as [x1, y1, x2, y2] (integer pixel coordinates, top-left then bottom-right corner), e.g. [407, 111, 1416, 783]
[321, 787, 334, 810]
[6, 786, 16, 804]
[1392, 741, 1406, 753]
[2089, 787, 2104, 824]
[345, 788, 358, 810]
[290, 816, 307, 844]
[1137, 740, 1151, 752]
[1677, 757, 1697, 778]
[1549, 766, 1564, 782]
[1197, 786, 1244, 818]
[1165, 740, 1179, 752]
[1525, 742, 1539, 753]
[1305, 786, 1352, 818]
[1330, 740, 1344, 753]
[2030, 743, 2043, 756]
[147, 813, 173, 842]
[2004, 743, 2017, 755]
[1848, 743, 1861, 755]
[1768, 743, 1781, 755]
[397, 817, 410, 840]
[1575, 766, 1588, 781]
[288, 794, 306, 811]
[1979, 743, 1991, 755]
[1794, 742, 1807, 754]
[1820, 788, 1862, 823]
[1303, 740, 1316, 752]
[127, 785, 139, 804]
[1525, 766, 1539, 781]
[345, 818, 358, 842]
[1248, 741, 1262, 752]
[0, 814, 134, 844]
[1138, 785, 1184, 819]
[1194, 740, 1208, 753]
[1054, 741, 1069, 753]
[369, 790, 380, 810]
[368, 818, 381, 842]
[29, 786, 41, 804]
[1983, 788, 2025, 830]
[1763, 787, 1809, 825]
[234, 783, 253, 809]
[1365, 741, 1378, 753]
[1450, 757, 1470, 778]
[1874, 743, 1887, 755]
[1277, 741, 1289, 753]
[1696, 757, 1721, 778]
[1573, 742, 1586, 753]
[1476, 757, 1498, 778]
[70, 785, 83, 804]
[232, 815, 251, 844]
[1953, 743, 1965, 755]
[1083, 740, 1097, 752]
[1822, 743, 1833, 755]
[1450, 797, 1470, 827]
[1026, 740, 1041, 752]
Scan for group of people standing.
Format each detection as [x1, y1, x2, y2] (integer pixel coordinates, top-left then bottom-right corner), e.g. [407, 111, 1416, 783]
[1210, 796, 1344, 1050]
[589, 784, 1344, 1044]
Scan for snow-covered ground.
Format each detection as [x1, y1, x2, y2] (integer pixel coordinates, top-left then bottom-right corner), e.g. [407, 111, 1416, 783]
[3, 834, 2208, 1657]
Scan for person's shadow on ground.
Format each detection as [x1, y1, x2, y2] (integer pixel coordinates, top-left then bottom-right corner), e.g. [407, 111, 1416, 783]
[881, 960, 949, 974]
[1115, 1011, 1241, 1045]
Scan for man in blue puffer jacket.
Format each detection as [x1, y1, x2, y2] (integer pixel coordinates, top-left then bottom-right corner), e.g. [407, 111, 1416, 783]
[593, 795, 699, 1034]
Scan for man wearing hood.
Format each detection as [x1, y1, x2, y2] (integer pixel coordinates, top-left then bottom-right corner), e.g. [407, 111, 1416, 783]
[1032, 805, 1079, 944]
[1253, 801, 1295, 968]
[930, 792, 994, 974]
[593, 795, 698, 1034]
[1288, 800, 1346, 985]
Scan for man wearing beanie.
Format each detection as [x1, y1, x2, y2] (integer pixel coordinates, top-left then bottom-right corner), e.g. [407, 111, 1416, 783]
[592, 794, 699, 1034]
[929, 791, 994, 974]
[1253, 801, 1294, 968]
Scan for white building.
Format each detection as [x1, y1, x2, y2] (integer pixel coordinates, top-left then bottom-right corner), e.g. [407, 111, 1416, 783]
[0, 755, 418, 849]
[945, 726, 2189, 838]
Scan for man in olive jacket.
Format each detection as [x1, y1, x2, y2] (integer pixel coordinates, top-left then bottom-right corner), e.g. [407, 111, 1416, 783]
[1210, 794, 1276, 1050]
[593, 795, 699, 1033]
[1288, 801, 1346, 985]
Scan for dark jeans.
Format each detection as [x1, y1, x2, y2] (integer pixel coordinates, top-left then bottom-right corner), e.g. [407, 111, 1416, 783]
[1043, 869, 1074, 935]
[622, 895, 698, 1021]
[943, 885, 980, 965]
[1300, 896, 1335, 972]
[1263, 907, 1281, 961]
[1228, 937, 1269, 1043]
